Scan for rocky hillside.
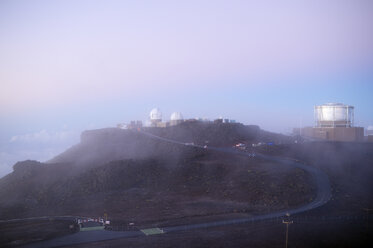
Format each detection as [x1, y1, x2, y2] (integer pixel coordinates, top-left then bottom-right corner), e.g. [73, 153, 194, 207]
[49, 121, 293, 168]
[0, 122, 311, 221]
[256, 141, 373, 215]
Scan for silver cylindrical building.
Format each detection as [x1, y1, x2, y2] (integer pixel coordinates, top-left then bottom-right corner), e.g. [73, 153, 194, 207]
[314, 103, 354, 128]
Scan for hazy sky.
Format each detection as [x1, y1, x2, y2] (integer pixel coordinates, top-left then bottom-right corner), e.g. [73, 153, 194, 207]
[1, 0, 372, 176]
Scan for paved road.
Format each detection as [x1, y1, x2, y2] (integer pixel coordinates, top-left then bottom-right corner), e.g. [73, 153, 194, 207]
[22, 130, 331, 247]
[139, 130, 331, 233]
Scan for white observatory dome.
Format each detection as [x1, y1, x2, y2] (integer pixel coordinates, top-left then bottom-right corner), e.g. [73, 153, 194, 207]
[170, 112, 183, 121]
[150, 108, 162, 121]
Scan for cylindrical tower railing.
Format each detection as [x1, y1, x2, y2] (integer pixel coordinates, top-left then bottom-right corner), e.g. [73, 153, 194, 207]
[314, 103, 354, 128]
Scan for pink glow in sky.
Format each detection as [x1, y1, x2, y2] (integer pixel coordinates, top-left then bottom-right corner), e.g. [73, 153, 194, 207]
[1, 0, 372, 113]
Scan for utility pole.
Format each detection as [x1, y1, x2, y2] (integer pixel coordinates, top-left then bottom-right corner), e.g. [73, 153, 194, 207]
[283, 213, 293, 248]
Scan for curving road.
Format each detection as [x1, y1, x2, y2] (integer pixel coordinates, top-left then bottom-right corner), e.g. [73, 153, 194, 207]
[138, 130, 331, 232]
[22, 130, 331, 247]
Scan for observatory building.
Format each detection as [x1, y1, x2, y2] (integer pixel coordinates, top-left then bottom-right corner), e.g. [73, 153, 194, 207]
[149, 108, 185, 127]
[297, 103, 364, 142]
[314, 103, 354, 128]
[149, 108, 163, 127]
[170, 112, 184, 126]
[367, 126, 373, 142]
[367, 126, 373, 136]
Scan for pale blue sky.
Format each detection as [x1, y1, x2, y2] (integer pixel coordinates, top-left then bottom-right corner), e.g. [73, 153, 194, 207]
[0, 0, 372, 176]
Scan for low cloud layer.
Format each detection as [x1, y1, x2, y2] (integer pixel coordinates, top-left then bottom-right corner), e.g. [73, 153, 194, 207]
[10, 130, 73, 144]
[0, 129, 80, 178]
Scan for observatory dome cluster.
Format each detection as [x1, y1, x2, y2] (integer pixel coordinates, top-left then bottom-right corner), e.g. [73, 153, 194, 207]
[149, 108, 184, 127]
[118, 107, 238, 130]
